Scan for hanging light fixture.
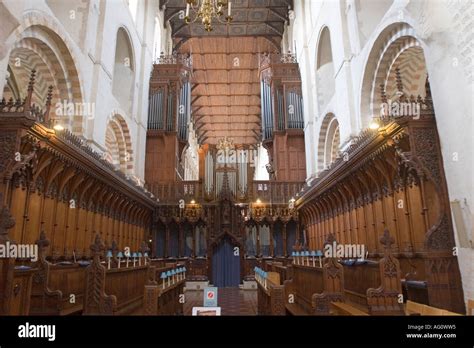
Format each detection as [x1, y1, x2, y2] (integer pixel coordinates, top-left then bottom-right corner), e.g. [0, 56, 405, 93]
[184, 0, 233, 32]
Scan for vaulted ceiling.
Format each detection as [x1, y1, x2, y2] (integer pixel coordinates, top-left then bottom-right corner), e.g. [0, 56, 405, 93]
[180, 36, 278, 145]
[162, 0, 292, 48]
[162, 0, 292, 145]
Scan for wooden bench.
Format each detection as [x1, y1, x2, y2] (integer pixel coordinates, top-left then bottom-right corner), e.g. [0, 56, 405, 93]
[29, 231, 86, 315]
[83, 235, 150, 315]
[143, 265, 185, 315]
[284, 255, 344, 315]
[406, 300, 462, 316]
[256, 270, 285, 315]
[331, 301, 369, 316]
[342, 230, 405, 315]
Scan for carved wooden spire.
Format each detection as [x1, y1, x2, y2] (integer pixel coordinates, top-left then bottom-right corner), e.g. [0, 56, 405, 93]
[395, 67, 406, 102]
[25, 69, 36, 111]
[44, 85, 53, 123]
[380, 83, 388, 104]
[380, 229, 395, 254]
[35, 230, 50, 262]
[90, 234, 105, 261]
[324, 232, 336, 247]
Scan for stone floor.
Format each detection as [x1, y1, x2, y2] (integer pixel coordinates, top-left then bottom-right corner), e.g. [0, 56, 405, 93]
[184, 288, 257, 316]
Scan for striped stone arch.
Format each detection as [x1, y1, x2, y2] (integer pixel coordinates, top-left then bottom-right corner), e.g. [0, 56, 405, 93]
[105, 112, 134, 174]
[360, 23, 427, 127]
[4, 10, 84, 134]
[317, 113, 340, 172]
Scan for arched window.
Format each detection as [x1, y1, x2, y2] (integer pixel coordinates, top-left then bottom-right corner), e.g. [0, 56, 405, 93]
[316, 27, 335, 113]
[112, 28, 135, 114]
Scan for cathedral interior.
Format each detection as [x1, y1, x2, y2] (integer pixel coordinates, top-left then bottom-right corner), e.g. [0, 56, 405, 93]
[0, 0, 473, 339]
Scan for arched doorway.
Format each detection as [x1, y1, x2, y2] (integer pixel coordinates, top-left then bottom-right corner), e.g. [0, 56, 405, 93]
[211, 235, 241, 288]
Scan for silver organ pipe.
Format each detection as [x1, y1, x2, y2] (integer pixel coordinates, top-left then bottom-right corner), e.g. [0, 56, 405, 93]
[205, 151, 214, 195]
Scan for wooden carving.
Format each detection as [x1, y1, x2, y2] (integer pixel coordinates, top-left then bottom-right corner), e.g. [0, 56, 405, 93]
[30, 230, 62, 314]
[366, 230, 404, 315]
[83, 234, 116, 315]
[312, 234, 345, 315]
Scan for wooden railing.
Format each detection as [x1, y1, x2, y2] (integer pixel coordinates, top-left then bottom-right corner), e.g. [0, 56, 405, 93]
[250, 181, 304, 203]
[147, 180, 305, 204]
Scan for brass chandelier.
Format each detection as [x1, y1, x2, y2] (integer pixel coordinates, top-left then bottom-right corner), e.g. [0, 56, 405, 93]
[184, 0, 233, 32]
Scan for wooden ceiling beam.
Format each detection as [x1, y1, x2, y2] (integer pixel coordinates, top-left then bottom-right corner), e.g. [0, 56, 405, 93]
[269, 8, 288, 22]
[265, 21, 284, 36]
[193, 68, 259, 72]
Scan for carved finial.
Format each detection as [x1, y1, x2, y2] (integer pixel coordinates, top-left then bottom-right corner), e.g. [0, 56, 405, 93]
[44, 85, 53, 123]
[110, 240, 118, 255]
[395, 68, 405, 101]
[27, 69, 36, 93]
[35, 230, 50, 261]
[25, 69, 36, 111]
[380, 83, 388, 104]
[90, 234, 105, 258]
[380, 229, 394, 252]
[36, 230, 50, 250]
[324, 233, 336, 247]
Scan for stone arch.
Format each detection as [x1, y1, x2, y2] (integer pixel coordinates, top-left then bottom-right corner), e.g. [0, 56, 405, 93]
[112, 27, 135, 114]
[315, 26, 335, 114]
[105, 112, 134, 174]
[3, 11, 84, 133]
[317, 113, 340, 172]
[360, 22, 427, 127]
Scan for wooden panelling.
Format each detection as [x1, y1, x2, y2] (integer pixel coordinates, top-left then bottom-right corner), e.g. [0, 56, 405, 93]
[298, 84, 466, 313]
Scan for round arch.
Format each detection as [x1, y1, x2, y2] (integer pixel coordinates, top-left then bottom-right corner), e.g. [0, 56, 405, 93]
[359, 22, 427, 128]
[112, 27, 136, 114]
[3, 11, 84, 133]
[315, 26, 335, 114]
[105, 112, 134, 174]
[317, 113, 340, 172]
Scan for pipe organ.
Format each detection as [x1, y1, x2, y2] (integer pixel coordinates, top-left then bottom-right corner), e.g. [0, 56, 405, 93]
[145, 54, 193, 184]
[258, 53, 306, 182]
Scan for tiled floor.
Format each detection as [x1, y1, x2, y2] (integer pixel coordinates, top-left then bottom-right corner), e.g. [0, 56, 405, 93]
[184, 288, 257, 316]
